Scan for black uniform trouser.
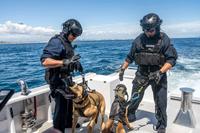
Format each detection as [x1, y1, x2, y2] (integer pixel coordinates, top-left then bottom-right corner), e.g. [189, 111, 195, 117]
[53, 90, 73, 133]
[128, 71, 167, 128]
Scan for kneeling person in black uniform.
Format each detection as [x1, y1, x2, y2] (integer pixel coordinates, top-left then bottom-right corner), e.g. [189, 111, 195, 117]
[40, 19, 83, 133]
[119, 13, 178, 133]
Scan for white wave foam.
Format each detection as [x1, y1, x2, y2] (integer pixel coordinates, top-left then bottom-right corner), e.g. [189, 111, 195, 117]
[168, 71, 200, 91]
[178, 56, 200, 65]
[176, 56, 200, 71]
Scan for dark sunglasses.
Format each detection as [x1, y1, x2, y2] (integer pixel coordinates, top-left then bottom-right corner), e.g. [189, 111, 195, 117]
[71, 32, 79, 37]
[145, 28, 156, 33]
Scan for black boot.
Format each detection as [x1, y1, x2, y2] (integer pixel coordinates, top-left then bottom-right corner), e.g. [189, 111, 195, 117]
[155, 123, 166, 133]
[76, 123, 81, 128]
[157, 128, 166, 133]
[128, 113, 136, 122]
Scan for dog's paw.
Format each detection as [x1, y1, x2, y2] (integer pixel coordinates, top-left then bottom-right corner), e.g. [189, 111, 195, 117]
[127, 125, 134, 130]
[101, 122, 106, 130]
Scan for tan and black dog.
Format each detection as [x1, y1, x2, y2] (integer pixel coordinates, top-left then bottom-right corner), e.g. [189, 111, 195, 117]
[104, 84, 133, 133]
[69, 83, 106, 133]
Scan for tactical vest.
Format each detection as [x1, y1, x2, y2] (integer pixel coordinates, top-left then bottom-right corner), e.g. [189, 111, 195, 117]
[57, 35, 75, 59]
[45, 34, 74, 84]
[134, 34, 165, 66]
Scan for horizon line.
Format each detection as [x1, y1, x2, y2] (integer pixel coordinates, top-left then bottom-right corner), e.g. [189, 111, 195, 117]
[0, 36, 199, 45]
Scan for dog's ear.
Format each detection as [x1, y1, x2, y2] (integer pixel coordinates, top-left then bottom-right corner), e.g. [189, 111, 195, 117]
[69, 84, 78, 91]
[67, 78, 75, 87]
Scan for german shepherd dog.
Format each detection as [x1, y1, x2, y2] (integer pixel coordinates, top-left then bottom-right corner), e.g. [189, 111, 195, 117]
[69, 83, 106, 133]
[104, 84, 133, 133]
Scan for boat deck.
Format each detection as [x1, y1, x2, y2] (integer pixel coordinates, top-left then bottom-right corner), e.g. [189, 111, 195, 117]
[1, 68, 200, 133]
[62, 97, 200, 133]
[48, 68, 200, 133]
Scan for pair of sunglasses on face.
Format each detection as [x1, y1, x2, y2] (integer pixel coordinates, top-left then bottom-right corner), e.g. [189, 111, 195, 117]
[144, 28, 156, 33]
[71, 32, 79, 37]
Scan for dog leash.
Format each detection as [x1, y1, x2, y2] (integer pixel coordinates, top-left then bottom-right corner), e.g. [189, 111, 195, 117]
[81, 72, 92, 91]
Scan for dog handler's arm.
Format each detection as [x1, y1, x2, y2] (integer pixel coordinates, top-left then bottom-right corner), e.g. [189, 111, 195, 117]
[42, 58, 64, 68]
[122, 40, 137, 70]
[119, 41, 135, 81]
[41, 38, 77, 69]
[160, 62, 172, 73]
[160, 42, 178, 73]
[40, 40, 64, 68]
[121, 61, 129, 70]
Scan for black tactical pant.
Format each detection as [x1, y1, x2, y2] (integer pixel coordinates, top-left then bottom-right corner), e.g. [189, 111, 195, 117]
[53, 89, 73, 133]
[128, 71, 167, 129]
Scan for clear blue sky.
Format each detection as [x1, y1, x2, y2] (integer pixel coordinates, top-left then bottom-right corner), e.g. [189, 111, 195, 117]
[1, 0, 200, 41]
[1, 0, 200, 27]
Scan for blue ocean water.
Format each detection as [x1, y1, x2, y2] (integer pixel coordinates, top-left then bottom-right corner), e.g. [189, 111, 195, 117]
[0, 38, 200, 92]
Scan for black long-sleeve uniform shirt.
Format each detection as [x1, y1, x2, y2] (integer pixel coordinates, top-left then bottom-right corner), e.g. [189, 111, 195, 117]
[125, 32, 178, 67]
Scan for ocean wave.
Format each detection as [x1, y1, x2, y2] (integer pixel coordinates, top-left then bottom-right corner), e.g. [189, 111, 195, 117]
[168, 71, 200, 91]
[0, 38, 200, 91]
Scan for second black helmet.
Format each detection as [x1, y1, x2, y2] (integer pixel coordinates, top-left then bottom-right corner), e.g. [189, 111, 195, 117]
[140, 13, 162, 31]
[62, 19, 83, 37]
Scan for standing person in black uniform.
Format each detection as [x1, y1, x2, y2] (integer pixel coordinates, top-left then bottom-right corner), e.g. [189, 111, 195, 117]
[119, 13, 178, 133]
[41, 19, 83, 133]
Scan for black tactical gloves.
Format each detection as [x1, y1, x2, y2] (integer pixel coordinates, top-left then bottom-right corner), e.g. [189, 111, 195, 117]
[62, 54, 83, 73]
[73, 61, 83, 72]
[119, 68, 125, 81]
[63, 54, 81, 66]
[149, 70, 163, 84]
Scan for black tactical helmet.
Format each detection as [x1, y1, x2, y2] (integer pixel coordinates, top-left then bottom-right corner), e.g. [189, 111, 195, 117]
[140, 13, 162, 31]
[62, 19, 83, 37]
